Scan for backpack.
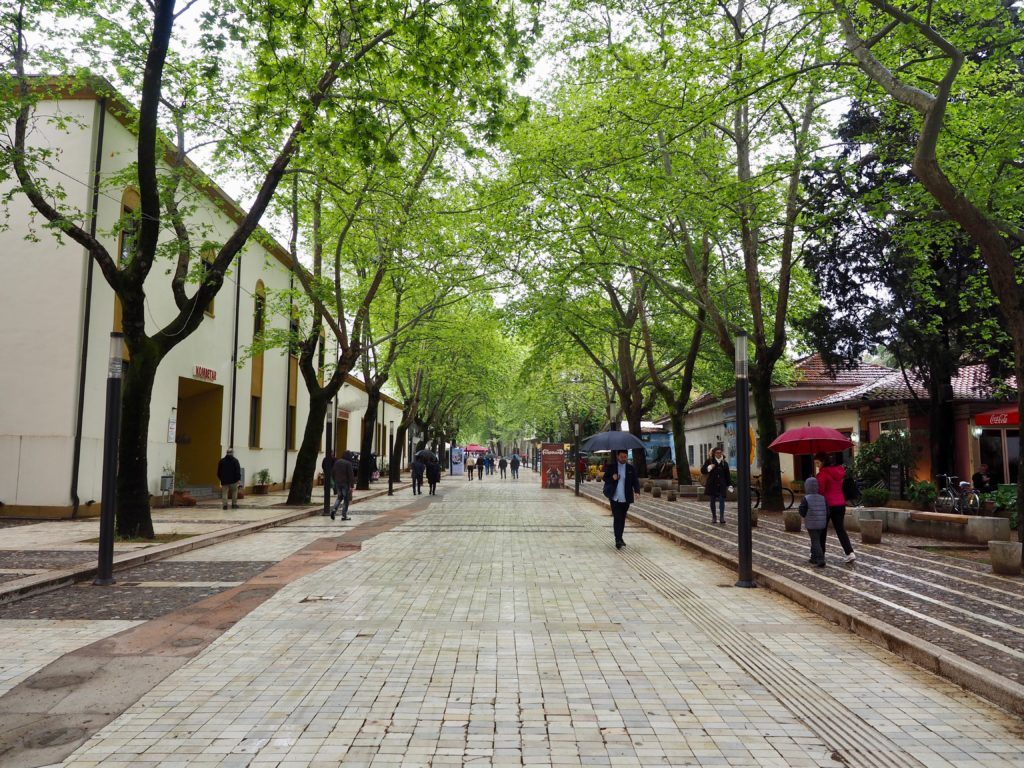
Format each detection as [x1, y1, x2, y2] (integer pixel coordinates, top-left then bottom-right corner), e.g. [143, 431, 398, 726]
[842, 474, 860, 503]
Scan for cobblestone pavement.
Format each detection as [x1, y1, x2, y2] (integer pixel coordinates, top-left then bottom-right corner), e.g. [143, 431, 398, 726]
[577, 483, 1024, 688]
[5, 477, 1022, 767]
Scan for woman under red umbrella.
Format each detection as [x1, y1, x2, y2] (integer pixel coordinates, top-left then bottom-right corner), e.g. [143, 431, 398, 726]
[815, 452, 856, 564]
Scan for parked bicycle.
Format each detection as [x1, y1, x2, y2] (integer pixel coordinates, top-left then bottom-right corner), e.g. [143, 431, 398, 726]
[750, 485, 795, 509]
[933, 474, 981, 514]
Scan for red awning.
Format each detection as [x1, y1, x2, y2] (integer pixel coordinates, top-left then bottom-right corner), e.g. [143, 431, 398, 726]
[974, 407, 1020, 428]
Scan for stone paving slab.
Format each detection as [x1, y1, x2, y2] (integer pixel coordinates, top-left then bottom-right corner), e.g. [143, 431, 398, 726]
[27, 480, 1024, 767]
[579, 484, 1024, 716]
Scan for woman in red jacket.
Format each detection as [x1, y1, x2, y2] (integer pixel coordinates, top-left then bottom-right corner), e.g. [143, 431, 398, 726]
[815, 452, 856, 563]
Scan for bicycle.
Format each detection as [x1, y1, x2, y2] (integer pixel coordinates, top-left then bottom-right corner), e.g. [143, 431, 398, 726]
[749, 485, 794, 509]
[932, 474, 981, 514]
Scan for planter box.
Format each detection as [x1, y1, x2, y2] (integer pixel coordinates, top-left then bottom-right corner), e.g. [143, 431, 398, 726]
[989, 541, 1022, 576]
[783, 511, 802, 533]
[860, 518, 883, 544]
[252, 485, 269, 495]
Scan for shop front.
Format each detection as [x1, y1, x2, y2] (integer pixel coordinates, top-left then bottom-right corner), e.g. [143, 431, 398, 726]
[973, 407, 1020, 485]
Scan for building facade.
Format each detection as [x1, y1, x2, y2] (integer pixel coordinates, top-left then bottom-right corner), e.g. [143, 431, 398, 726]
[0, 79, 404, 516]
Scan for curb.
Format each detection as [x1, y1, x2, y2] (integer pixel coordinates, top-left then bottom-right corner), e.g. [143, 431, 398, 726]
[580, 490, 1024, 719]
[0, 485, 403, 607]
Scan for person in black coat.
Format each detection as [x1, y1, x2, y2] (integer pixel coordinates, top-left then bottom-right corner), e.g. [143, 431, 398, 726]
[411, 457, 426, 495]
[701, 446, 732, 525]
[602, 449, 641, 549]
[217, 449, 242, 510]
[425, 458, 441, 495]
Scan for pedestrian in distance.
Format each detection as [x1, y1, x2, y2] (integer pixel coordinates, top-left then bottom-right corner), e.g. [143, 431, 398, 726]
[411, 456, 426, 495]
[603, 449, 641, 549]
[477, 456, 484, 479]
[799, 476, 829, 566]
[426, 458, 441, 495]
[815, 452, 856, 563]
[701, 446, 732, 525]
[217, 448, 242, 510]
[331, 452, 356, 520]
[466, 453, 476, 480]
[498, 455, 507, 478]
[510, 454, 520, 479]
[972, 463, 996, 493]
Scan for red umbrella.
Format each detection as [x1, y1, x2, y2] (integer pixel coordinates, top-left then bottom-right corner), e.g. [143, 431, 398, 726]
[768, 426, 853, 455]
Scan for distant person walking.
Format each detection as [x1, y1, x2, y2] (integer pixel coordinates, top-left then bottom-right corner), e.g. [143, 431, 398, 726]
[799, 477, 828, 567]
[466, 454, 476, 480]
[510, 454, 520, 479]
[499, 456, 508, 478]
[426, 458, 441, 495]
[331, 452, 356, 521]
[701, 446, 732, 525]
[411, 456, 425, 495]
[477, 457, 484, 479]
[217, 449, 242, 510]
[603, 449, 640, 549]
[815, 452, 855, 563]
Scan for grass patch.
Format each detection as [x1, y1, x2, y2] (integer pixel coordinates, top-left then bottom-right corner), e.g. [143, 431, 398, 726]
[81, 532, 195, 545]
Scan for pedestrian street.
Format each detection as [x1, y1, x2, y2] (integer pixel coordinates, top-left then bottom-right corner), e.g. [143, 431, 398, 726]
[7, 478, 1024, 767]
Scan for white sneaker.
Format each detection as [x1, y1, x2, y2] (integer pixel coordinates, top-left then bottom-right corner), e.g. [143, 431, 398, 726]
[844, 552, 857, 563]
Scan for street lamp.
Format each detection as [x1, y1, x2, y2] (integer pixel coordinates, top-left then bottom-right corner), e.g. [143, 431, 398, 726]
[734, 332, 755, 588]
[94, 332, 124, 586]
[323, 408, 333, 517]
[388, 420, 394, 496]
[573, 421, 581, 497]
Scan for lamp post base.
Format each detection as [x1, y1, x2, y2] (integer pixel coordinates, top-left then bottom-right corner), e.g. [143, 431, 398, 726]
[93, 577, 116, 586]
[734, 579, 757, 588]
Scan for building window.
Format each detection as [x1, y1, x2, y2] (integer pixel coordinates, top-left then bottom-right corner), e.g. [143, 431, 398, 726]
[249, 395, 262, 448]
[253, 288, 265, 337]
[879, 419, 908, 434]
[688, 445, 694, 466]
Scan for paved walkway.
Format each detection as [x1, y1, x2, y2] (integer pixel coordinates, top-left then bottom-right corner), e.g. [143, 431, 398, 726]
[1, 477, 1023, 766]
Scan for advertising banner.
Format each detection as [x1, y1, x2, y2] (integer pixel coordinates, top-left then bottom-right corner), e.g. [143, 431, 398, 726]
[450, 447, 464, 476]
[541, 443, 566, 489]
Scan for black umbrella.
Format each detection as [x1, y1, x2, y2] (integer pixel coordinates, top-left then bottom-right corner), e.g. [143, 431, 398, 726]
[580, 431, 646, 452]
[415, 449, 437, 461]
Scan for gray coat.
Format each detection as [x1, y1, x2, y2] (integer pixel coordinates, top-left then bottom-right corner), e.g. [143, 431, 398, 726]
[799, 477, 828, 530]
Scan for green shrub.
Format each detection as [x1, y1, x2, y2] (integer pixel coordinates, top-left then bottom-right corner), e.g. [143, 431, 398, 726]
[985, 486, 1019, 528]
[853, 430, 914, 486]
[906, 480, 937, 507]
[860, 486, 891, 507]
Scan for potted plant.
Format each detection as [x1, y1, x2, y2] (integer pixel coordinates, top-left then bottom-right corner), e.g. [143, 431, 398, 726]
[860, 486, 890, 508]
[252, 468, 272, 494]
[906, 480, 937, 511]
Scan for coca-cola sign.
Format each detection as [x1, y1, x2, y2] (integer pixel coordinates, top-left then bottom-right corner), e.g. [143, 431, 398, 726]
[974, 408, 1018, 428]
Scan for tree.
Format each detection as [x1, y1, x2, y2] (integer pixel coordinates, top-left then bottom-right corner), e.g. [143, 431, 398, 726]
[828, 0, 1024, 532]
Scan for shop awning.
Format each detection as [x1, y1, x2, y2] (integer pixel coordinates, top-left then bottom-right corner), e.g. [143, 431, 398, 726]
[974, 406, 1020, 427]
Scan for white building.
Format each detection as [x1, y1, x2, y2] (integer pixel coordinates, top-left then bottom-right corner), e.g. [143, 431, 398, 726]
[0, 77, 404, 517]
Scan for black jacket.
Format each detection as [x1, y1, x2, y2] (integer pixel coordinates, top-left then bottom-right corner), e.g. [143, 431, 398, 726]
[702, 457, 732, 496]
[602, 462, 640, 503]
[217, 454, 241, 484]
[425, 462, 441, 482]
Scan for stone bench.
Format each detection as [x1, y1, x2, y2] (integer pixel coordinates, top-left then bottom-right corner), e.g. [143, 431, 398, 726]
[848, 507, 1009, 544]
[909, 511, 969, 525]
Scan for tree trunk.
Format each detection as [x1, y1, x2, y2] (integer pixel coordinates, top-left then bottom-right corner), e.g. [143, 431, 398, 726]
[392, 422, 409, 482]
[926, 375, 955, 479]
[669, 410, 692, 484]
[750, 370, 783, 511]
[357, 388, 382, 490]
[115, 343, 161, 539]
[624, 405, 648, 478]
[286, 391, 330, 504]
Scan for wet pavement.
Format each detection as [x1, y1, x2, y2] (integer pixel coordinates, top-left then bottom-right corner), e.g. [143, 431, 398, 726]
[0, 475, 1022, 767]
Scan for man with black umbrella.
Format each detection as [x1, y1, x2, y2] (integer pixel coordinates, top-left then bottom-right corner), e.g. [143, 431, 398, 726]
[603, 449, 640, 549]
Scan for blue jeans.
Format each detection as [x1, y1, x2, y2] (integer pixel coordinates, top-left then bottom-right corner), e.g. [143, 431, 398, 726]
[331, 484, 350, 517]
[709, 494, 725, 521]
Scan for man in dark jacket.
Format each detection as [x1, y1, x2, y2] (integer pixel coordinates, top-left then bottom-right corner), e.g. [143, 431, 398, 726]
[331, 452, 356, 520]
[602, 449, 641, 549]
[217, 449, 242, 510]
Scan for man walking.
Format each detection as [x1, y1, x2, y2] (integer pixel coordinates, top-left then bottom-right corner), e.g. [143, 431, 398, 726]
[499, 456, 507, 478]
[603, 449, 640, 549]
[331, 452, 356, 520]
[509, 454, 520, 480]
[217, 449, 241, 510]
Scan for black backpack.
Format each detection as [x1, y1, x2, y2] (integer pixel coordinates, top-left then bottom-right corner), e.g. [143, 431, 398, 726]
[842, 474, 860, 503]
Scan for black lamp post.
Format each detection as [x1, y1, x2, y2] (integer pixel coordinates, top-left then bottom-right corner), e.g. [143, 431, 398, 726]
[387, 422, 394, 496]
[94, 332, 124, 586]
[323, 411, 333, 516]
[574, 422, 581, 497]
[735, 331, 756, 588]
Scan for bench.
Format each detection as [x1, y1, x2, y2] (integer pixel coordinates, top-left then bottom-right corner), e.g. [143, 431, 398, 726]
[910, 511, 969, 525]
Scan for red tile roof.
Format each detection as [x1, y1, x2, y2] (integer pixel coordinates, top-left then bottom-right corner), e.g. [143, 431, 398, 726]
[778, 364, 1016, 414]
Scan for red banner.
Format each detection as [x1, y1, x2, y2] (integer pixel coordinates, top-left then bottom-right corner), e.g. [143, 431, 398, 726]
[540, 443, 566, 489]
[975, 407, 1019, 427]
